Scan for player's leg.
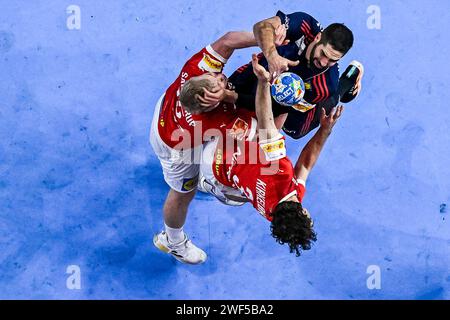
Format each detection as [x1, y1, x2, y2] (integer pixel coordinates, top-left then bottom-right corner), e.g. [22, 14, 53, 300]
[150, 95, 206, 264]
[153, 185, 207, 265]
[163, 188, 196, 229]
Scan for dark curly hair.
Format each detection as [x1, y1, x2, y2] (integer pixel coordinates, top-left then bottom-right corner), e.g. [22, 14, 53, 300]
[270, 201, 317, 256]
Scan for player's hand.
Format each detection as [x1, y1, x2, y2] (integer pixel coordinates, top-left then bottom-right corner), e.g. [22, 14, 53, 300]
[196, 86, 227, 108]
[251, 53, 271, 83]
[319, 105, 344, 133]
[274, 24, 289, 47]
[267, 51, 299, 80]
[353, 70, 363, 96]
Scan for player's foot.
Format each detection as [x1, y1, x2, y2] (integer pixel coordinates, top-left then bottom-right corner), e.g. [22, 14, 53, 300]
[339, 60, 364, 103]
[198, 176, 245, 206]
[196, 176, 209, 194]
[153, 231, 207, 265]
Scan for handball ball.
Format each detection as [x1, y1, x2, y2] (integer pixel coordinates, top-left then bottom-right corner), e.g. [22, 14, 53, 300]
[271, 72, 305, 106]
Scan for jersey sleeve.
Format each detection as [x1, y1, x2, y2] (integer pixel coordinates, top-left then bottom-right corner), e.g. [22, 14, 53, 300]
[199, 45, 228, 72]
[259, 134, 286, 162]
[276, 11, 322, 43]
[296, 178, 306, 202]
[183, 45, 228, 78]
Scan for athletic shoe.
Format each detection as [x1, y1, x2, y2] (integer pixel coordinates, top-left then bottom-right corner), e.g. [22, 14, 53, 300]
[153, 231, 207, 265]
[198, 176, 245, 206]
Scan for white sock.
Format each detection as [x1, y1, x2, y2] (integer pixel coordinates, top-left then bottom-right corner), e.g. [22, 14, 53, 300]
[164, 224, 185, 244]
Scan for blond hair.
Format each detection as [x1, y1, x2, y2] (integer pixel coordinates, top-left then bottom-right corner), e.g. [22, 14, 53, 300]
[179, 77, 215, 114]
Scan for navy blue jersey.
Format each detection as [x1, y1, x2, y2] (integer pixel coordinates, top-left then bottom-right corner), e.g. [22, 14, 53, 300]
[229, 11, 340, 138]
[282, 92, 339, 139]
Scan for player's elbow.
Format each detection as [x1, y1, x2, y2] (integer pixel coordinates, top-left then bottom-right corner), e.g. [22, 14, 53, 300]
[253, 21, 264, 34]
[253, 16, 281, 35]
[253, 20, 270, 35]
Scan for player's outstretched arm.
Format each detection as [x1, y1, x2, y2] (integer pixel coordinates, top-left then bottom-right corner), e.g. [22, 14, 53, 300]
[253, 16, 299, 78]
[294, 106, 344, 182]
[211, 27, 288, 61]
[251, 54, 278, 140]
[196, 32, 260, 108]
[210, 31, 257, 60]
[201, 30, 289, 108]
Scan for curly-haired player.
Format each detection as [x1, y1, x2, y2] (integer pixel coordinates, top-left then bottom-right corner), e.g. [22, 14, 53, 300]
[199, 54, 344, 255]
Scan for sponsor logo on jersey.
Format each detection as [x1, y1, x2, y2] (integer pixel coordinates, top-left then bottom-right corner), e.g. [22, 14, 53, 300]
[282, 127, 296, 135]
[228, 118, 249, 141]
[181, 176, 199, 192]
[260, 139, 286, 161]
[283, 15, 290, 31]
[317, 21, 323, 31]
[173, 101, 195, 126]
[198, 53, 223, 72]
[214, 147, 223, 177]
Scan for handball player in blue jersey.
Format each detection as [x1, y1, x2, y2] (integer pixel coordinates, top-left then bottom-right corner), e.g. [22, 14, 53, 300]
[220, 11, 364, 139]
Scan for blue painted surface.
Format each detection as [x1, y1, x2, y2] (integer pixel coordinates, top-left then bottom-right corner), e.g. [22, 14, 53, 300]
[0, 0, 449, 299]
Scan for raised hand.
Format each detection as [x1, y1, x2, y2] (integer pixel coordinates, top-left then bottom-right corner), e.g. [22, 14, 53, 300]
[251, 53, 271, 83]
[319, 105, 344, 133]
[353, 70, 363, 96]
[267, 51, 299, 80]
[196, 86, 226, 108]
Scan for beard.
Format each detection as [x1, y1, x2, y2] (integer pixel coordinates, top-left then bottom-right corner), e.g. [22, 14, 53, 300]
[308, 43, 327, 73]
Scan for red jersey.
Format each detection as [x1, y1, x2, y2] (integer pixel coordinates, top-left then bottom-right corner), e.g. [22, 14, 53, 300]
[158, 45, 253, 149]
[213, 134, 306, 220]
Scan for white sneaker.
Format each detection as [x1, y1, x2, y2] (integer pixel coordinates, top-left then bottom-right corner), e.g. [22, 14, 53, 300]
[198, 176, 245, 206]
[196, 175, 209, 194]
[153, 231, 207, 265]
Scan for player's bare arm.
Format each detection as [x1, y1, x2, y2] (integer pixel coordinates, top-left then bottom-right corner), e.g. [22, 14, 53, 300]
[192, 31, 257, 109]
[199, 28, 289, 108]
[295, 106, 344, 182]
[211, 31, 256, 60]
[253, 16, 299, 78]
[353, 65, 364, 96]
[251, 54, 279, 140]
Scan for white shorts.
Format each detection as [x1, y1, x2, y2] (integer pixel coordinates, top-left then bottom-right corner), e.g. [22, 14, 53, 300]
[149, 94, 202, 193]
